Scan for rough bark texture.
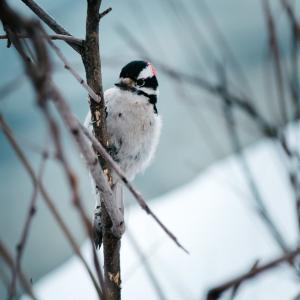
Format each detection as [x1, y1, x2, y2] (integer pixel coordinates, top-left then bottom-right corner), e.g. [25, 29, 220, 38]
[82, 0, 122, 298]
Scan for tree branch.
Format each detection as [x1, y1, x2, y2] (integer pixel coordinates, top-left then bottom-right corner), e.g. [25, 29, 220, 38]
[50, 85, 124, 237]
[46, 36, 101, 103]
[8, 155, 46, 300]
[99, 7, 112, 19]
[206, 247, 300, 300]
[0, 241, 37, 300]
[20, 0, 82, 53]
[117, 25, 277, 138]
[80, 123, 189, 254]
[40, 104, 107, 298]
[0, 33, 83, 46]
[82, 1, 122, 298]
[0, 115, 103, 298]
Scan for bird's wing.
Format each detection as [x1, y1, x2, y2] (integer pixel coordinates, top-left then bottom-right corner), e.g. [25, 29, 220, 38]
[84, 88, 124, 249]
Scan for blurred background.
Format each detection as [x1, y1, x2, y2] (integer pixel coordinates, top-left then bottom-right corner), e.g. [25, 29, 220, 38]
[1, 0, 300, 299]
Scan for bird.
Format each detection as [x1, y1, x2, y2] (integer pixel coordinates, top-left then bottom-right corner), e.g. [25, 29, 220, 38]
[84, 60, 162, 248]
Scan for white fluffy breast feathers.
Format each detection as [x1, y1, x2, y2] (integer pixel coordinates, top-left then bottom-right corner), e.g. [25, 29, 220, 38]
[85, 85, 161, 181]
[107, 86, 161, 180]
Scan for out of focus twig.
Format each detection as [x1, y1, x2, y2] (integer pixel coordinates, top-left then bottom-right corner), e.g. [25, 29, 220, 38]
[219, 66, 289, 254]
[46, 37, 101, 103]
[0, 241, 37, 300]
[0, 34, 83, 45]
[206, 247, 300, 300]
[41, 105, 107, 298]
[20, 0, 82, 53]
[8, 155, 46, 300]
[117, 26, 276, 137]
[263, 0, 287, 124]
[126, 230, 167, 300]
[0, 115, 102, 298]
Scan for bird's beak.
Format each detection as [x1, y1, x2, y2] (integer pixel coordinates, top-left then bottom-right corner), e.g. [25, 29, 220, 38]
[115, 78, 135, 90]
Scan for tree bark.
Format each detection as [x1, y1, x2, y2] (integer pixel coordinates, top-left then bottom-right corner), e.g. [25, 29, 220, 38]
[82, 0, 122, 298]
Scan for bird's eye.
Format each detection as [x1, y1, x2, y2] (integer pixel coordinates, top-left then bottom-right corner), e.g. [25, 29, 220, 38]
[136, 79, 145, 87]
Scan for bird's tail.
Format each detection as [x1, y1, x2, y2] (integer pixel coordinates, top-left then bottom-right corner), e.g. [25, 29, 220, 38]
[93, 178, 124, 250]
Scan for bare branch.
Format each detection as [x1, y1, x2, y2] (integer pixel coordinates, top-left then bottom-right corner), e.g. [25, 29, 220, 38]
[206, 247, 300, 300]
[20, 0, 82, 53]
[50, 85, 124, 237]
[0, 115, 103, 298]
[117, 26, 277, 137]
[8, 155, 46, 300]
[0, 241, 37, 300]
[46, 36, 101, 103]
[262, 0, 287, 124]
[99, 7, 112, 19]
[82, 1, 122, 298]
[126, 230, 167, 300]
[217, 67, 291, 266]
[0, 34, 83, 46]
[40, 103, 108, 298]
[0, 73, 24, 100]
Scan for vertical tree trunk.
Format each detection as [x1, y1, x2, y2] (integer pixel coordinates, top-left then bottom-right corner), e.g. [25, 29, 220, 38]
[82, 0, 121, 298]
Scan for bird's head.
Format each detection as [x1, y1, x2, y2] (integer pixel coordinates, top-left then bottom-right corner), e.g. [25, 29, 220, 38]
[115, 60, 159, 97]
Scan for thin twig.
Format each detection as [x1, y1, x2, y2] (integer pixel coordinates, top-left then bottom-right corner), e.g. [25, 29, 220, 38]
[117, 26, 276, 137]
[0, 241, 37, 300]
[199, 0, 253, 96]
[206, 247, 300, 300]
[0, 267, 10, 295]
[99, 7, 112, 19]
[262, 0, 288, 124]
[280, 0, 300, 118]
[126, 230, 167, 300]
[0, 73, 25, 101]
[46, 36, 101, 103]
[0, 34, 83, 45]
[277, 133, 300, 236]
[8, 155, 46, 300]
[217, 65, 289, 254]
[0, 115, 103, 298]
[50, 84, 124, 237]
[41, 104, 107, 298]
[20, 0, 82, 53]
[229, 259, 260, 300]
[219, 68, 290, 263]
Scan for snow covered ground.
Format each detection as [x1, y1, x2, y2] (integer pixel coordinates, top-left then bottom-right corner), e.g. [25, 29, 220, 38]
[23, 135, 300, 300]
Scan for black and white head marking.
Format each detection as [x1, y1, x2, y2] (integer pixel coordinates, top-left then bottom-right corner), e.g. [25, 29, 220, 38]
[115, 60, 159, 113]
